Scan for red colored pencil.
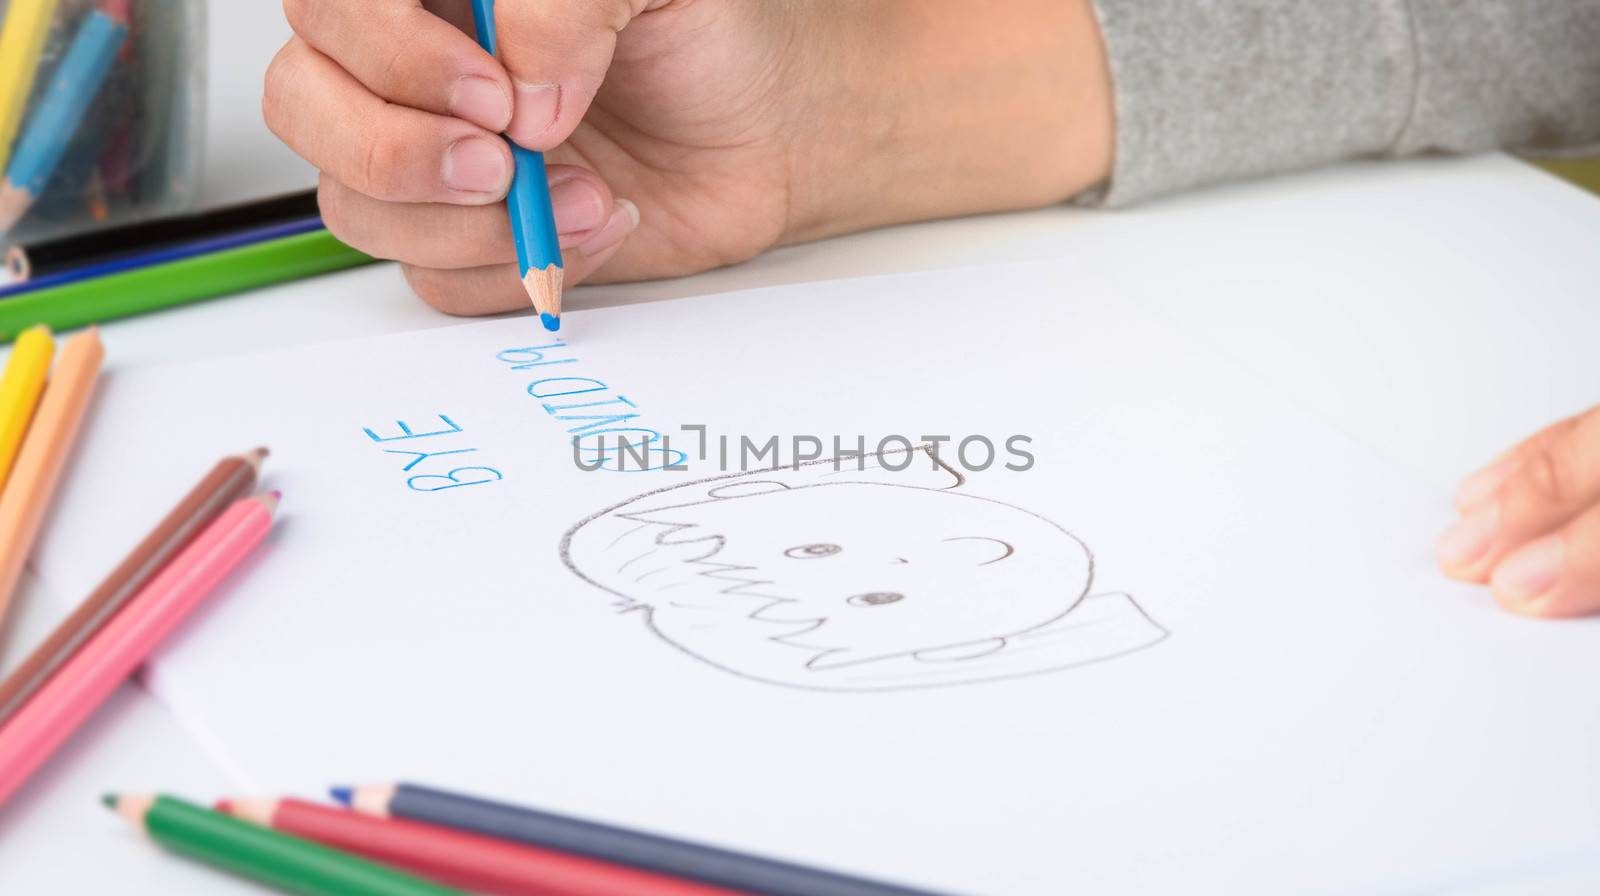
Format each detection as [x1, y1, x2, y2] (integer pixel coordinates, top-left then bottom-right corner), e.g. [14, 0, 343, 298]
[216, 798, 744, 896]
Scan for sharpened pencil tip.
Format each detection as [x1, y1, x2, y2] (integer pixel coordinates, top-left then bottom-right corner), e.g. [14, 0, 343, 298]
[101, 793, 118, 809]
[540, 313, 560, 332]
[329, 786, 353, 806]
[254, 490, 282, 514]
[243, 447, 270, 471]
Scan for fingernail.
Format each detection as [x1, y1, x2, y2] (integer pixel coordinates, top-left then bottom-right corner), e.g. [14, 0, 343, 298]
[577, 199, 639, 255]
[510, 80, 561, 145]
[617, 198, 640, 229]
[443, 137, 509, 194]
[1437, 504, 1498, 572]
[1456, 454, 1520, 511]
[550, 176, 607, 234]
[1491, 535, 1564, 603]
[449, 76, 511, 130]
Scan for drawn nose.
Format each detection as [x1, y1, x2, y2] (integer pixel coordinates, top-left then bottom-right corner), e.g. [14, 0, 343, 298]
[891, 557, 908, 565]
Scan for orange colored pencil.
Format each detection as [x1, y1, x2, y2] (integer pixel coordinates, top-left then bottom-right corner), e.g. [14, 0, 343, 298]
[0, 326, 104, 633]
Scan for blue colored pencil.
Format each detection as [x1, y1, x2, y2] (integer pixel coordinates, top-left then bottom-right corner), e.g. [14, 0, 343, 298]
[0, 9, 128, 235]
[0, 217, 324, 300]
[466, 0, 564, 332]
[336, 783, 944, 896]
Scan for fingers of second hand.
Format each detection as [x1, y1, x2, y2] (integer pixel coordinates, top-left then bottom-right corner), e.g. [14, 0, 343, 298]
[1491, 501, 1600, 618]
[1457, 415, 1587, 512]
[265, 38, 511, 204]
[283, 0, 513, 130]
[1440, 407, 1600, 583]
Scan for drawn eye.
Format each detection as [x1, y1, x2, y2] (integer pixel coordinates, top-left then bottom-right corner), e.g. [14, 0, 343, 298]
[785, 543, 841, 559]
[848, 592, 904, 607]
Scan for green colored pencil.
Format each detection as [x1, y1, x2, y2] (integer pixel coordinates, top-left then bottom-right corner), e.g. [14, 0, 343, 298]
[105, 794, 463, 896]
[0, 230, 374, 343]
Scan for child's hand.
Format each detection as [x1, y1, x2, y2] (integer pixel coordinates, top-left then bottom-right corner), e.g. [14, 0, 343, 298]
[263, 0, 1113, 315]
[1439, 405, 1600, 617]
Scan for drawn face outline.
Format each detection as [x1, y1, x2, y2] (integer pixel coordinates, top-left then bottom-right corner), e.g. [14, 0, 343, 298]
[571, 479, 1096, 667]
[560, 447, 1168, 692]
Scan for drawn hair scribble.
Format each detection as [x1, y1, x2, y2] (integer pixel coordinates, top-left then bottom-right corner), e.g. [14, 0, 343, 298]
[560, 446, 1166, 691]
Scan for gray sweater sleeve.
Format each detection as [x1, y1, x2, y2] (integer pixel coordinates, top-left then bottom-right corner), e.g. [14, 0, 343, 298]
[1087, 0, 1600, 206]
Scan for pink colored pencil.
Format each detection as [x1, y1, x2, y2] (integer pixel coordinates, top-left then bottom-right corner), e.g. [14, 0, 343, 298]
[0, 492, 278, 809]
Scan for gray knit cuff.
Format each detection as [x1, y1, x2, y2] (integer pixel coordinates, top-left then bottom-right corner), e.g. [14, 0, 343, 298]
[1085, 0, 1416, 207]
[1084, 1, 1600, 207]
[1400, 0, 1600, 157]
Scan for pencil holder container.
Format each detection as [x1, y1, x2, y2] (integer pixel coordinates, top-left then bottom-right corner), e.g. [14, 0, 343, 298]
[0, 0, 206, 254]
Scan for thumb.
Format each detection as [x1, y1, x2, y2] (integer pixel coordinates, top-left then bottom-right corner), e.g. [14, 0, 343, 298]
[490, 0, 662, 151]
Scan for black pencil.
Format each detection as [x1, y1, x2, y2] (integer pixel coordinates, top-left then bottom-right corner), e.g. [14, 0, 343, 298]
[5, 189, 320, 281]
[335, 782, 943, 896]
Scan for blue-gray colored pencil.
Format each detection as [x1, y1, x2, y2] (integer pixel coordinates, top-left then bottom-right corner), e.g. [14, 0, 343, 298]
[466, 0, 564, 332]
[333, 783, 944, 896]
[0, 8, 128, 234]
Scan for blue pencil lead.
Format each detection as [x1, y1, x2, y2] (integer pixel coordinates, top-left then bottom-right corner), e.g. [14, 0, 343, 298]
[540, 313, 561, 333]
[328, 785, 354, 805]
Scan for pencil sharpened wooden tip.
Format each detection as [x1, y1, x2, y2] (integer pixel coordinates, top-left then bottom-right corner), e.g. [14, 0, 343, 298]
[255, 490, 282, 514]
[217, 798, 276, 825]
[242, 447, 270, 471]
[240, 444, 268, 470]
[522, 265, 564, 322]
[346, 783, 397, 817]
[109, 794, 155, 829]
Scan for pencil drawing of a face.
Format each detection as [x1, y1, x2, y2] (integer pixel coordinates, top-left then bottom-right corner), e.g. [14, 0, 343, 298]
[561, 447, 1166, 691]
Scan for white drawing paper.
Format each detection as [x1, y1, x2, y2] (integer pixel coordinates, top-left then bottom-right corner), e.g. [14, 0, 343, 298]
[31, 262, 1600, 895]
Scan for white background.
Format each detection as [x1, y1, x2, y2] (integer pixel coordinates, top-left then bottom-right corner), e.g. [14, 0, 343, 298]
[1, 1, 1599, 892]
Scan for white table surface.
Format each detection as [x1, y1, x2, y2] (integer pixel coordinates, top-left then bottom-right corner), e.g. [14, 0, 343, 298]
[2, 3, 1599, 892]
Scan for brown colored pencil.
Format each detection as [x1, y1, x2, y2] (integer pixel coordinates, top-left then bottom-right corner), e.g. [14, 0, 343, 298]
[0, 447, 266, 728]
[0, 326, 103, 634]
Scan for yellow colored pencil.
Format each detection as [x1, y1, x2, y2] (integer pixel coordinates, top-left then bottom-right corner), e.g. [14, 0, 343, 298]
[0, 325, 53, 492]
[0, 0, 63, 173]
[0, 326, 102, 632]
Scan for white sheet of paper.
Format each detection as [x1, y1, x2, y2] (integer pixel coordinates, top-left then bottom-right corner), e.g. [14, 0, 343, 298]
[34, 262, 1599, 894]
